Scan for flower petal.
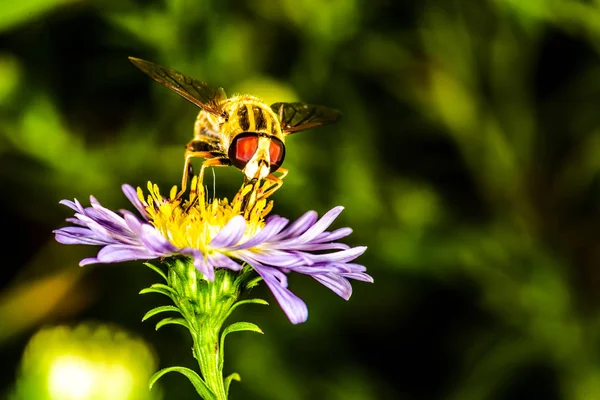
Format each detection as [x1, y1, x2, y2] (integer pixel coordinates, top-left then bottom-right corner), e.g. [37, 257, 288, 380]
[96, 244, 156, 263]
[181, 248, 215, 281]
[80, 257, 100, 266]
[54, 227, 109, 245]
[239, 251, 309, 268]
[210, 215, 246, 248]
[230, 216, 289, 250]
[253, 264, 308, 324]
[271, 210, 318, 241]
[122, 184, 149, 220]
[294, 206, 344, 244]
[196, 259, 215, 281]
[209, 252, 243, 271]
[342, 272, 374, 283]
[139, 223, 178, 254]
[309, 246, 367, 263]
[269, 242, 350, 251]
[59, 199, 82, 213]
[312, 273, 352, 300]
[313, 227, 353, 243]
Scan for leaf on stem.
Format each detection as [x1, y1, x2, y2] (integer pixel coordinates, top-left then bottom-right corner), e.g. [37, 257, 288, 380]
[142, 305, 182, 322]
[222, 298, 268, 323]
[155, 317, 190, 331]
[218, 322, 263, 373]
[150, 366, 216, 400]
[139, 284, 178, 300]
[224, 372, 241, 396]
[245, 276, 263, 289]
[143, 262, 167, 282]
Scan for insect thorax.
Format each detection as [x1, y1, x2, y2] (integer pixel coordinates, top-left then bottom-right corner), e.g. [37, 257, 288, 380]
[192, 95, 284, 156]
[227, 95, 283, 138]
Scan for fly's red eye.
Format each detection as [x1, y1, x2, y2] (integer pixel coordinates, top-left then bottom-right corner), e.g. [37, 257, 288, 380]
[269, 141, 282, 164]
[269, 138, 285, 172]
[229, 133, 259, 170]
[236, 136, 258, 162]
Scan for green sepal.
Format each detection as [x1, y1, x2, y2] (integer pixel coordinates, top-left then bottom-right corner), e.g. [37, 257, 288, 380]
[143, 262, 167, 282]
[218, 322, 263, 372]
[155, 317, 190, 331]
[149, 366, 215, 400]
[224, 372, 241, 396]
[142, 305, 181, 322]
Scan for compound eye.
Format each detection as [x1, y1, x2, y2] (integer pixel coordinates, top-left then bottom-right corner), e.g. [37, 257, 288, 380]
[269, 138, 286, 172]
[229, 133, 259, 169]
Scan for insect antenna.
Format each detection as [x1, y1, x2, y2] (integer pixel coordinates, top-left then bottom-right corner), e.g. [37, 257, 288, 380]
[210, 167, 217, 203]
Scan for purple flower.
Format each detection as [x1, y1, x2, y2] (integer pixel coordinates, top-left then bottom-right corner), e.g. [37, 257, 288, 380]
[54, 183, 372, 324]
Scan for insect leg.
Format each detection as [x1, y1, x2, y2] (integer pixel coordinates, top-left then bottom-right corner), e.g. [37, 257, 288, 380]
[178, 150, 216, 198]
[196, 157, 231, 189]
[257, 167, 289, 200]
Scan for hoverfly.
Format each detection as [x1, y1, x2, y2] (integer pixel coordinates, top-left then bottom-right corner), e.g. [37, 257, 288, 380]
[128, 57, 342, 199]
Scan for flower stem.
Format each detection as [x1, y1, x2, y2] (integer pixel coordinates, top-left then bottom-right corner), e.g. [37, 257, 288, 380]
[193, 329, 227, 399]
[149, 257, 262, 399]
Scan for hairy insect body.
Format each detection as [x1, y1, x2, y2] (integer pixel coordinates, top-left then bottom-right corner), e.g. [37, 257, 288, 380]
[190, 111, 223, 154]
[128, 57, 342, 199]
[221, 95, 283, 140]
[193, 95, 284, 149]
[190, 96, 286, 182]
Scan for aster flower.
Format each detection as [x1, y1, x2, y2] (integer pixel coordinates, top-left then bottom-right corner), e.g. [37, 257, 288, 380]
[54, 179, 372, 324]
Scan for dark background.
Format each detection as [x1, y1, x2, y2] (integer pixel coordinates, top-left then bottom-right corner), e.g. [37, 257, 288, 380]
[2, 0, 600, 399]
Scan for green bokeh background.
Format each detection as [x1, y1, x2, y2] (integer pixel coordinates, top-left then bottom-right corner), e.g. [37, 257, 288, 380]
[2, 0, 600, 399]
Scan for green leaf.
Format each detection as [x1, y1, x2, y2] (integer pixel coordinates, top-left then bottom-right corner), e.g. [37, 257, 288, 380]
[223, 321, 264, 335]
[223, 298, 268, 323]
[104, 11, 178, 51]
[224, 372, 241, 396]
[0, 55, 20, 104]
[236, 298, 269, 307]
[149, 283, 179, 296]
[155, 317, 190, 331]
[142, 305, 181, 322]
[139, 287, 174, 300]
[0, 0, 75, 33]
[149, 366, 215, 400]
[139, 283, 178, 300]
[143, 262, 167, 282]
[219, 322, 263, 372]
[246, 276, 263, 289]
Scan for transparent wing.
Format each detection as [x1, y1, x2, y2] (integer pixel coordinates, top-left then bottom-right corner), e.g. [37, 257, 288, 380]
[129, 57, 227, 116]
[271, 102, 342, 134]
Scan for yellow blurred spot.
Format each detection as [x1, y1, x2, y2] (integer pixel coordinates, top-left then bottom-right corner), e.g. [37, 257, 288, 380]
[0, 268, 89, 342]
[14, 323, 158, 400]
[104, 365, 134, 399]
[48, 356, 94, 400]
[232, 77, 298, 106]
[0, 53, 20, 102]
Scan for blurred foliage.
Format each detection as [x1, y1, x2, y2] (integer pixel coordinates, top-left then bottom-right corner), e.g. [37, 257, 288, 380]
[2, 0, 600, 399]
[11, 323, 160, 400]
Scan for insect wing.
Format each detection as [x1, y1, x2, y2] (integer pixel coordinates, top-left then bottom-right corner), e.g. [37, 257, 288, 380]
[271, 102, 342, 134]
[129, 57, 227, 116]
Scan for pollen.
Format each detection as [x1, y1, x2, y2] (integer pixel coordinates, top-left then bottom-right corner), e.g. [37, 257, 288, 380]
[136, 177, 272, 252]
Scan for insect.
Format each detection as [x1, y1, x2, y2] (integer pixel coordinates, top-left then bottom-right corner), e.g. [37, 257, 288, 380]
[128, 57, 342, 199]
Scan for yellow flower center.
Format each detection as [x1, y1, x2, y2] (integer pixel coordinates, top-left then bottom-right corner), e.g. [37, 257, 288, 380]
[137, 177, 273, 252]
